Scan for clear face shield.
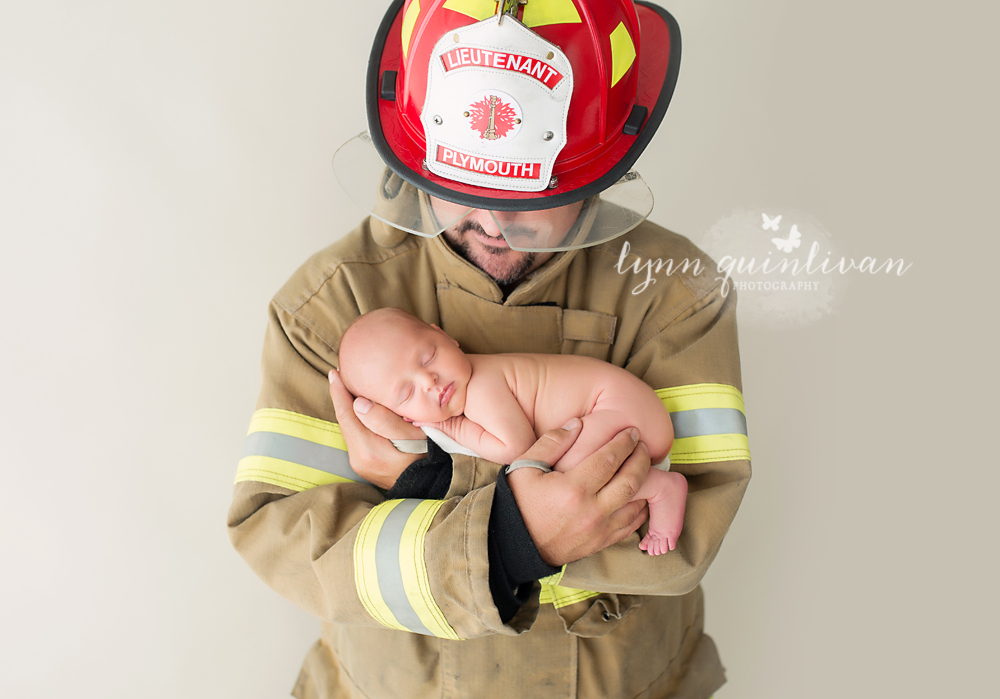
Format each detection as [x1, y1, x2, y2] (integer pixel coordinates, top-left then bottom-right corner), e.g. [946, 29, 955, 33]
[333, 131, 654, 252]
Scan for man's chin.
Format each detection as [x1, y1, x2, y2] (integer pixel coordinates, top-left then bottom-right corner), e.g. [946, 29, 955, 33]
[448, 235, 536, 286]
[475, 252, 536, 286]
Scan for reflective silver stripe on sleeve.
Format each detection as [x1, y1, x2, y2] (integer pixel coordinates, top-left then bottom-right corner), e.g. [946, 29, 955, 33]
[241, 431, 368, 484]
[374, 499, 434, 636]
[670, 407, 748, 439]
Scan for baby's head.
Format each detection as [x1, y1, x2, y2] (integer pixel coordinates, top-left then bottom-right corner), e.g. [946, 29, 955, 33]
[338, 308, 472, 423]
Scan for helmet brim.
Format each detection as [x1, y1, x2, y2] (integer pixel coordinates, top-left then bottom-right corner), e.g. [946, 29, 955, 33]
[333, 132, 655, 251]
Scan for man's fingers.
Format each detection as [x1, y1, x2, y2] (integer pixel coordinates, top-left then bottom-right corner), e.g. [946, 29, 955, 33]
[597, 440, 651, 511]
[572, 428, 642, 494]
[605, 500, 649, 546]
[516, 418, 583, 467]
[328, 369, 362, 430]
[356, 399, 425, 441]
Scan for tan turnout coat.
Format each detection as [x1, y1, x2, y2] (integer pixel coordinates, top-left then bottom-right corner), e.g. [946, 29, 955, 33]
[228, 207, 751, 699]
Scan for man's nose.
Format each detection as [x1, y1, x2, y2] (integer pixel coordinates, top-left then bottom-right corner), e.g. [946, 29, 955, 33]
[489, 210, 519, 226]
[476, 211, 505, 237]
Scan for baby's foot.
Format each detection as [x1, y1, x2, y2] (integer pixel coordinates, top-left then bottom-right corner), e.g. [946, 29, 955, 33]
[637, 471, 687, 556]
[638, 528, 679, 556]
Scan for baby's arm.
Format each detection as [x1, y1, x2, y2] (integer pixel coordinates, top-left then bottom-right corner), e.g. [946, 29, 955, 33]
[416, 374, 535, 464]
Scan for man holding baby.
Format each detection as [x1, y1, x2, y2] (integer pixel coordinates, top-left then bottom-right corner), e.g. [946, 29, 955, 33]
[228, 2, 750, 697]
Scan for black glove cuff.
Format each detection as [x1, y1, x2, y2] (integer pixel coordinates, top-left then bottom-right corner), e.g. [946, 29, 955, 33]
[385, 439, 453, 500]
[488, 465, 560, 623]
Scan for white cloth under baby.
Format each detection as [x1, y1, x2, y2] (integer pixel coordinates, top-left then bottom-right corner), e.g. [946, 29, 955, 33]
[416, 426, 671, 470]
[419, 426, 480, 457]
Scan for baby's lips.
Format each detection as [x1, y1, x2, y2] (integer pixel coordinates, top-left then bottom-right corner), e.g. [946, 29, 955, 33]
[438, 382, 454, 406]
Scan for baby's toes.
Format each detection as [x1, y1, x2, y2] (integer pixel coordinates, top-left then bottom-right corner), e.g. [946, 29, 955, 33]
[639, 532, 665, 556]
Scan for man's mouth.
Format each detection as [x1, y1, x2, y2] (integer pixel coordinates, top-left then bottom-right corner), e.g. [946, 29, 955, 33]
[456, 220, 510, 250]
[439, 382, 455, 407]
[474, 228, 509, 249]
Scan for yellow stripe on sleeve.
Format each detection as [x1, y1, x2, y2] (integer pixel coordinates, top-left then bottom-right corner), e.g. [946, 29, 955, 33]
[248, 408, 347, 451]
[539, 583, 600, 609]
[654, 383, 751, 465]
[234, 455, 359, 492]
[237, 408, 367, 489]
[354, 500, 409, 632]
[397, 500, 461, 639]
[353, 499, 461, 639]
[655, 383, 746, 415]
[670, 434, 752, 464]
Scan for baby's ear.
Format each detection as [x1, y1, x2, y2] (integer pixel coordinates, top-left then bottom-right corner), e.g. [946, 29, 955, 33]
[432, 323, 460, 347]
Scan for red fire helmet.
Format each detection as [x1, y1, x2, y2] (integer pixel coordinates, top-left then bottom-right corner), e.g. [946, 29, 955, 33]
[334, 0, 681, 251]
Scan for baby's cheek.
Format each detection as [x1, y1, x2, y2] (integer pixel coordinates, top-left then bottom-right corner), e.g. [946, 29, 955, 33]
[395, 403, 427, 423]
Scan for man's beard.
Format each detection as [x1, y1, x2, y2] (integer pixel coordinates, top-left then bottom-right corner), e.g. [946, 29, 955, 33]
[446, 220, 539, 286]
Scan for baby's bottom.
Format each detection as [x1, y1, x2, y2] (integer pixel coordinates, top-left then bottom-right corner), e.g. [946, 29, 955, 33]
[552, 410, 687, 556]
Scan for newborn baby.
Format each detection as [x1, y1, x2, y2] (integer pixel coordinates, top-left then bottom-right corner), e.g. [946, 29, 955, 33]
[338, 308, 687, 555]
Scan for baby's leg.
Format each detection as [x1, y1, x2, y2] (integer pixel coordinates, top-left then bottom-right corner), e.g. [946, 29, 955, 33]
[552, 410, 686, 556]
[634, 469, 687, 556]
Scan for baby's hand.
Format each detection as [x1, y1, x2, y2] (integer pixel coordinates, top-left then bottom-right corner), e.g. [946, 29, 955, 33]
[414, 415, 466, 439]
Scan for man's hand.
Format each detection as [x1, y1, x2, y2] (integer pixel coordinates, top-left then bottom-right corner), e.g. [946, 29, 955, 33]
[328, 369, 427, 489]
[506, 419, 651, 567]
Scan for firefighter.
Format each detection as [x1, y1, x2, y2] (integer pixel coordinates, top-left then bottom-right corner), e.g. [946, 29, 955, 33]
[228, 1, 751, 697]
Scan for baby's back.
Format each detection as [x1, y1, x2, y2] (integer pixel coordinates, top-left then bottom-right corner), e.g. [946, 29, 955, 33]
[468, 353, 671, 459]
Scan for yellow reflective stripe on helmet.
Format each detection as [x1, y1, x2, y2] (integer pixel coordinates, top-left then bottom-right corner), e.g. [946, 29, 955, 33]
[656, 384, 751, 464]
[401, 0, 420, 60]
[444, 0, 581, 27]
[235, 408, 368, 491]
[443, 0, 496, 22]
[354, 499, 461, 639]
[539, 582, 600, 609]
[521, 0, 582, 28]
[609, 21, 636, 87]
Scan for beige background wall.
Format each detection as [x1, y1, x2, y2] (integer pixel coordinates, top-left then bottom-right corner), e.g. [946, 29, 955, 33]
[1, 1, 994, 697]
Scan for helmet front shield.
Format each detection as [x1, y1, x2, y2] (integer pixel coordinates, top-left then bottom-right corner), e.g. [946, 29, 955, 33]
[334, 130, 653, 251]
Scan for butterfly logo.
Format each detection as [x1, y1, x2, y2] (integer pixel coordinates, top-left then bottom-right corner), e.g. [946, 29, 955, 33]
[762, 213, 782, 231]
[772, 225, 802, 253]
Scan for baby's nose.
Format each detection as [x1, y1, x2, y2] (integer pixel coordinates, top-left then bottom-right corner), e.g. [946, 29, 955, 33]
[419, 370, 438, 390]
